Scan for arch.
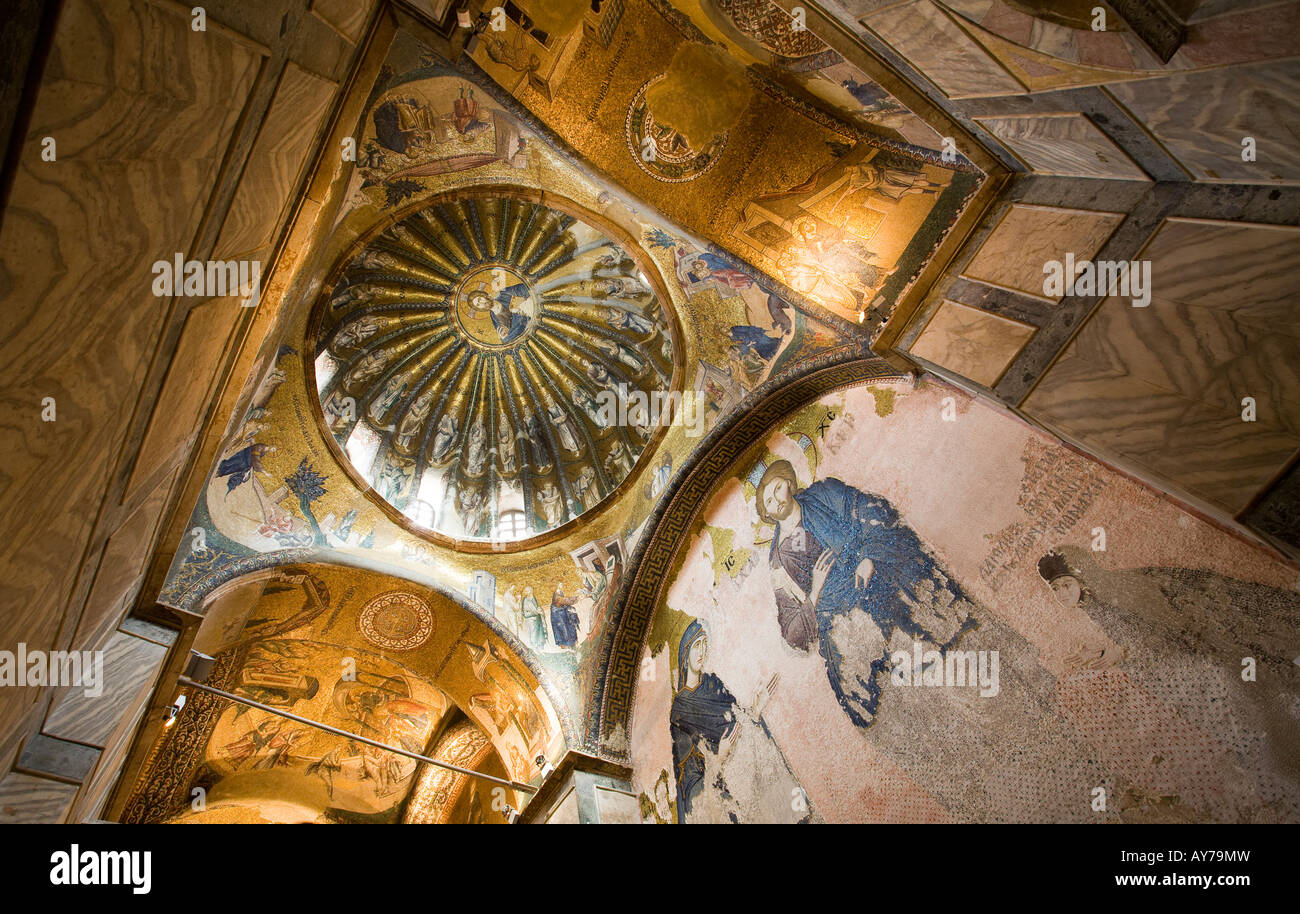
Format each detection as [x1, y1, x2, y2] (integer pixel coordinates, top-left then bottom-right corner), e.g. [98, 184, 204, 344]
[122, 560, 572, 823]
[588, 356, 907, 754]
[165, 549, 578, 747]
[403, 716, 512, 823]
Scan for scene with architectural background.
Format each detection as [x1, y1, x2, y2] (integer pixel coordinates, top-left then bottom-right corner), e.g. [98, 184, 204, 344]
[0, 0, 1296, 827]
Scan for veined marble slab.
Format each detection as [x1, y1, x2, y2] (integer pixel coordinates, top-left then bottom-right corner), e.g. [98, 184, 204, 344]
[864, 0, 1025, 98]
[963, 203, 1125, 301]
[909, 299, 1036, 387]
[974, 113, 1150, 180]
[1025, 218, 1300, 513]
[1107, 61, 1300, 184]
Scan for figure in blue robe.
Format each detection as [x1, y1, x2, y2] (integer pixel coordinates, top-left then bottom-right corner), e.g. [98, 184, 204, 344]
[217, 444, 272, 494]
[488, 282, 531, 343]
[757, 460, 976, 729]
[669, 621, 736, 816]
[549, 587, 580, 649]
[683, 251, 751, 289]
[729, 325, 782, 360]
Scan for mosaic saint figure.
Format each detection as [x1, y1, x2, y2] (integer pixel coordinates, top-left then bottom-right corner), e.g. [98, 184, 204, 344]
[369, 375, 408, 422]
[521, 586, 546, 648]
[217, 443, 275, 494]
[605, 440, 633, 478]
[586, 360, 629, 399]
[497, 412, 517, 474]
[502, 584, 523, 635]
[377, 458, 412, 502]
[223, 719, 305, 770]
[335, 314, 381, 349]
[347, 349, 390, 386]
[458, 486, 486, 536]
[596, 337, 646, 375]
[591, 250, 636, 277]
[536, 481, 564, 527]
[396, 389, 434, 451]
[777, 218, 881, 313]
[829, 159, 946, 211]
[755, 460, 976, 729]
[841, 77, 910, 124]
[429, 413, 458, 463]
[593, 276, 642, 299]
[550, 584, 580, 649]
[680, 250, 750, 289]
[668, 621, 812, 823]
[571, 466, 600, 511]
[573, 387, 610, 429]
[521, 409, 553, 473]
[464, 418, 487, 476]
[546, 399, 582, 454]
[605, 306, 655, 336]
[468, 286, 530, 344]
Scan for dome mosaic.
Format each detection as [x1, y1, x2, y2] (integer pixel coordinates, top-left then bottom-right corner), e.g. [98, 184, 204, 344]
[312, 193, 678, 546]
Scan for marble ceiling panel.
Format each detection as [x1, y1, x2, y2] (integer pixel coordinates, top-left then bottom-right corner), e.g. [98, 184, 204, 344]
[1024, 218, 1300, 513]
[974, 112, 1150, 180]
[908, 299, 1035, 387]
[962, 203, 1125, 301]
[1107, 60, 1300, 184]
[862, 0, 1026, 98]
[125, 296, 238, 500]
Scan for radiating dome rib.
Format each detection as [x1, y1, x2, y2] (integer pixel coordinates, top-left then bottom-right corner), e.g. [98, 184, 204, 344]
[312, 192, 679, 546]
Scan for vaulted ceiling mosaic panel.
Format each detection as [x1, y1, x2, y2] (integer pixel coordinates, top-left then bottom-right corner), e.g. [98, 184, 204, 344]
[124, 564, 563, 823]
[158, 17, 910, 755]
[466, 0, 989, 334]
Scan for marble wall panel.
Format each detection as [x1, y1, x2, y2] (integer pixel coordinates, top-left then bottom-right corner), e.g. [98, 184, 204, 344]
[0, 771, 80, 824]
[311, 0, 376, 43]
[43, 630, 168, 747]
[212, 62, 337, 260]
[863, 0, 1025, 98]
[124, 297, 238, 500]
[0, 0, 259, 743]
[73, 469, 177, 650]
[974, 113, 1150, 180]
[1025, 218, 1300, 513]
[963, 203, 1125, 301]
[909, 299, 1036, 386]
[1107, 61, 1300, 184]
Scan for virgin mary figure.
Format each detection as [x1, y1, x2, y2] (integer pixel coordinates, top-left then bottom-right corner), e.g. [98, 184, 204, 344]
[668, 620, 814, 823]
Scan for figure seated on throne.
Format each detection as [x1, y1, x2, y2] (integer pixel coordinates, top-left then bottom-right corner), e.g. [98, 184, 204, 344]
[735, 145, 949, 315]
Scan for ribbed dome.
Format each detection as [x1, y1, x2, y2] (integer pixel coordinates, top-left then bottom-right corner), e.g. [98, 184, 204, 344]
[311, 193, 677, 546]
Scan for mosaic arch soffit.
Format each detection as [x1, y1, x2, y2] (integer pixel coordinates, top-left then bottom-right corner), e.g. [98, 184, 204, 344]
[588, 354, 906, 755]
[173, 554, 583, 751]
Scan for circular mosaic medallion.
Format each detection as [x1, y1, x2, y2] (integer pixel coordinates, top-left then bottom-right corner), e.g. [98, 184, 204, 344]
[357, 591, 434, 651]
[454, 264, 537, 348]
[626, 76, 727, 183]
